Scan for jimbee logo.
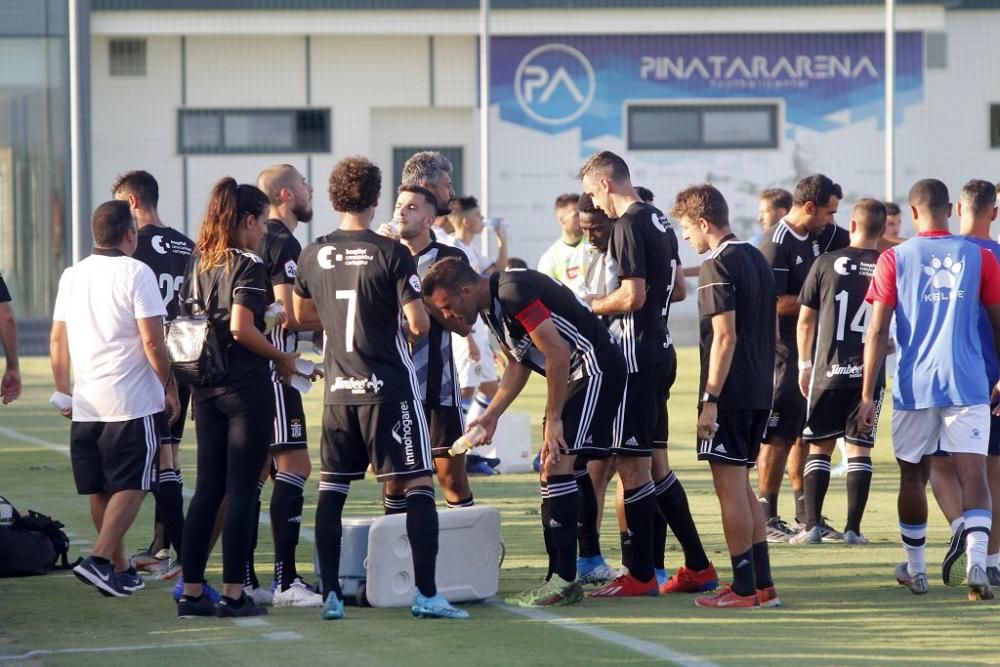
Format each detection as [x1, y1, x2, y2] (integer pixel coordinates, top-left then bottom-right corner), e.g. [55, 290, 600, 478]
[514, 43, 596, 126]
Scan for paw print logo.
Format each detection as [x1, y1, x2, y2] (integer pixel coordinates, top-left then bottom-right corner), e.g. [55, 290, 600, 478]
[923, 255, 963, 289]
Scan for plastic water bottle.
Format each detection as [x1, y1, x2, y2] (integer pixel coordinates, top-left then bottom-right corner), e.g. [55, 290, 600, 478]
[448, 425, 486, 457]
[264, 300, 285, 335]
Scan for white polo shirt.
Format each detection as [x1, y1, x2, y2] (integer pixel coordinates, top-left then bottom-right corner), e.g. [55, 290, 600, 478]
[53, 249, 167, 422]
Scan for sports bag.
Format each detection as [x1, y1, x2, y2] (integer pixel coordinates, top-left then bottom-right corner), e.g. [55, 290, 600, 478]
[0, 496, 79, 576]
[166, 257, 229, 387]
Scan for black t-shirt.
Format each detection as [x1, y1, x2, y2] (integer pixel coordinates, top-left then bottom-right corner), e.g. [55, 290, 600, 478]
[606, 201, 679, 373]
[698, 238, 776, 410]
[258, 220, 303, 355]
[133, 226, 195, 322]
[0, 274, 10, 303]
[758, 219, 818, 343]
[294, 229, 423, 406]
[413, 241, 468, 407]
[483, 268, 619, 380]
[799, 246, 881, 391]
[814, 223, 850, 256]
[179, 249, 270, 389]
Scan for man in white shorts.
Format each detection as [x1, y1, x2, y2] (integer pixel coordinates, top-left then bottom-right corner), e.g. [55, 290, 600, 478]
[859, 179, 1000, 601]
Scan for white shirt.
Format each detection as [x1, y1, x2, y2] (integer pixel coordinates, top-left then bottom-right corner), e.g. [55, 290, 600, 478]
[53, 251, 167, 422]
[450, 236, 488, 275]
[537, 237, 595, 295]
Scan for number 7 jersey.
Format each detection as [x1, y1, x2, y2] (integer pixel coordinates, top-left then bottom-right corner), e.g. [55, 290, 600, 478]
[798, 246, 880, 391]
[294, 229, 423, 405]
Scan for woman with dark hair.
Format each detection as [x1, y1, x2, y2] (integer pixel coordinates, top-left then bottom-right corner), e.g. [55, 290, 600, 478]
[176, 178, 298, 618]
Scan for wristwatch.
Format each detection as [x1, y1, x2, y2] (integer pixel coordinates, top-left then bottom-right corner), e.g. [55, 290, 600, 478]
[701, 392, 719, 404]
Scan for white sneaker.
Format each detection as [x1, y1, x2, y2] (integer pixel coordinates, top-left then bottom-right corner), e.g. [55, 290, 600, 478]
[789, 526, 822, 545]
[967, 564, 994, 601]
[272, 579, 323, 608]
[844, 530, 870, 545]
[243, 584, 274, 606]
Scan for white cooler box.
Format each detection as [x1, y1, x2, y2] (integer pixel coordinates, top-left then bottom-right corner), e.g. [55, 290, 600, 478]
[316, 506, 502, 608]
[478, 412, 532, 474]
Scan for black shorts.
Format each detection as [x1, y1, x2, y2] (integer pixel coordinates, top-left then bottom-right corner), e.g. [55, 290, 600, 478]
[270, 382, 308, 451]
[319, 399, 432, 482]
[763, 337, 805, 443]
[557, 360, 627, 459]
[697, 408, 769, 468]
[161, 384, 191, 445]
[428, 404, 465, 458]
[70, 414, 160, 495]
[653, 348, 678, 449]
[612, 360, 672, 457]
[803, 385, 884, 447]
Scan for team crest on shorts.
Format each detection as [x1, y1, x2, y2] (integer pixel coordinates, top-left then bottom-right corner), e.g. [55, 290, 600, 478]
[768, 413, 780, 428]
[290, 418, 303, 439]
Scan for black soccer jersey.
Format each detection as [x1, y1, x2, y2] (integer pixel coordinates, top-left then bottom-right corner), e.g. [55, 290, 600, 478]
[258, 220, 303, 355]
[412, 241, 468, 407]
[483, 268, 619, 380]
[758, 219, 818, 341]
[814, 223, 850, 255]
[179, 249, 270, 388]
[697, 238, 776, 410]
[606, 201, 679, 373]
[133, 226, 195, 322]
[799, 246, 880, 392]
[294, 229, 423, 406]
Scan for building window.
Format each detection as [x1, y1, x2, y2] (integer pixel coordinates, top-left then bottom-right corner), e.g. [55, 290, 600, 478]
[627, 102, 780, 151]
[992, 105, 1000, 149]
[392, 146, 464, 197]
[109, 39, 146, 77]
[177, 109, 330, 154]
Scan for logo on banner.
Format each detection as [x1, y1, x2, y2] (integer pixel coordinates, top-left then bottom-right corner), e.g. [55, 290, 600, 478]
[514, 43, 596, 126]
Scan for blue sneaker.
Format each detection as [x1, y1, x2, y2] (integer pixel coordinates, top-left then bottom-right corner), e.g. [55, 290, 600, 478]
[73, 556, 130, 598]
[173, 577, 222, 604]
[469, 461, 498, 476]
[322, 593, 345, 620]
[576, 556, 615, 586]
[655, 568, 668, 589]
[411, 592, 469, 619]
[119, 566, 145, 592]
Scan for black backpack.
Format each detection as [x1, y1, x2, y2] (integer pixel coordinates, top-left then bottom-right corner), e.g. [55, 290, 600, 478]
[0, 496, 80, 576]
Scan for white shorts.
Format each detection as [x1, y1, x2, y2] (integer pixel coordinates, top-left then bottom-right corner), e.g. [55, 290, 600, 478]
[891, 405, 990, 464]
[452, 326, 498, 389]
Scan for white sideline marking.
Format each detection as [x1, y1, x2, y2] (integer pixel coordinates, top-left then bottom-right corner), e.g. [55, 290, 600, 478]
[262, 632, 303, 641]
[231, 618, 270, 628]
[0, 638, 265, 661]
[0, 425, 317, 543]
[496, 603, 720, 667]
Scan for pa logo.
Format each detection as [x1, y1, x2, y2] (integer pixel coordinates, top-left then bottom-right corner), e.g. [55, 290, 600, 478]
[514, 43, 596, 126]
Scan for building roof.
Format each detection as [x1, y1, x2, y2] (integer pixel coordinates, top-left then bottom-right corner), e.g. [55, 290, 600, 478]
[95, 0, 992, 10]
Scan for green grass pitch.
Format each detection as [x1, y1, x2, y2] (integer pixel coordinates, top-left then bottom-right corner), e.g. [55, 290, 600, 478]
[1, 352, 998, 666]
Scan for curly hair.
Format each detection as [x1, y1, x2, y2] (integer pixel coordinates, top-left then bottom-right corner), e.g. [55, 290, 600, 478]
[328, 156, 381, 213]
[670, 183, 730, 229]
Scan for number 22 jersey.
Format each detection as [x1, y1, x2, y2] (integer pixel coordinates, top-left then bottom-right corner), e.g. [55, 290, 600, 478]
[133, 225, 195, 322]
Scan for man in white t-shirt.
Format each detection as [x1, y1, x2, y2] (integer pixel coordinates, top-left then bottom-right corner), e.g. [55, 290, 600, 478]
[50, 200, 179, 598]
[445, 197, 505, 435]
[537, 193, 594, 295]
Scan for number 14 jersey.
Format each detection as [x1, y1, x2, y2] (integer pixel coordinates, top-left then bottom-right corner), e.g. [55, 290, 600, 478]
[799, 246, 879, 391]
[294, 229, 423, 406]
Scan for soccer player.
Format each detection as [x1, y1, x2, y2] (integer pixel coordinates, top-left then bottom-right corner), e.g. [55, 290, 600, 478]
[51, 200, 180, 598]
[792, 199, 887, 545]
[757, 174, 842, 542]
[537, 193, 593, 295]
[580, 151, 715, 598]
[859, 178, 1000, 600]
[929, 180, 1000, 587]
[422, 259, 627, 607]
[878, 202, 907, 251]
[0, 273, 20, 406]
[672, 183, 779, 608]
[251, 163, 321, 607]
[293, 156, 467, 620]
[112, 170, 191, 580]
[380, 185, 475, 511]
[749, 189, 792, 248]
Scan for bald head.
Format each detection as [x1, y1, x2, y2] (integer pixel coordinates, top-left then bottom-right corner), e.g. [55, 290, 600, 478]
[257, 163, 313, 224]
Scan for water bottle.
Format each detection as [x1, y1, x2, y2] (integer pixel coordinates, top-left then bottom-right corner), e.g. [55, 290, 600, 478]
[448, 425, 486, 457]
[264, 300, 285, 335]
